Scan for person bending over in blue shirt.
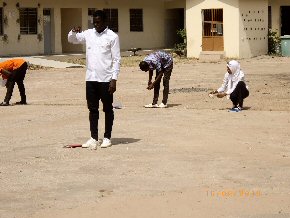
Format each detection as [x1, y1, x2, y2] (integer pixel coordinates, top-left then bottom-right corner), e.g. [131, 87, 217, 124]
[139, 51, 173, 108]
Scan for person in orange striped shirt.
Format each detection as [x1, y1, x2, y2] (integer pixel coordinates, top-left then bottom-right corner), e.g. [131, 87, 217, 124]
[0, 58, 28, 106]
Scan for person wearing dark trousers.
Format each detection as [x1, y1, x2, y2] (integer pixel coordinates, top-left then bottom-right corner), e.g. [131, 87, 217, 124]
[68, 10, 121, 149]
[0, 59, 28, 106]
[139, 50, 173, 108]
[229, 81, 249, 109]
[209, 60, 249, 112]
[86, 82, 114, 142]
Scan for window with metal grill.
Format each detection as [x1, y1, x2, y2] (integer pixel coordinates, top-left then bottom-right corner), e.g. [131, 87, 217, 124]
[130, 9, 143, 32]
[202, 9, 223, 37]
[104, 8, 118, 33]
[0, 8, 3, 35]
[19, 8, 37, 34]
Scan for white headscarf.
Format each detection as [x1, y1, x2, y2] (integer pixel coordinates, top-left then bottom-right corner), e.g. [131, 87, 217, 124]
[227, 60, 241, 81]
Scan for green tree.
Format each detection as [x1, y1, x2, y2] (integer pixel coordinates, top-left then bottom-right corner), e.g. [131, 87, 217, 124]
[174, 29, 187, 57]
[268, 29, 281, 55]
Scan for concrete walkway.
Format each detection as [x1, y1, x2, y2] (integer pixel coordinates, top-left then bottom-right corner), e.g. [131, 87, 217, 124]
[1, 56, 85, 68]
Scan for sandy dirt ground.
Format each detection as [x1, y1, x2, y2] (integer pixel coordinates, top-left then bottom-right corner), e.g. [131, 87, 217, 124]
[0, 55, 290, 218]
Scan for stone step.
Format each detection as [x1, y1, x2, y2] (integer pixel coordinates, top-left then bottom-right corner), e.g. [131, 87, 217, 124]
[199, 51, 225, 62]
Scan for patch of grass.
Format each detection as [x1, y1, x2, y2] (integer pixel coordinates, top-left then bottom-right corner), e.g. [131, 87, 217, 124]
[66, 53, 197, 68]
[68, 58, 86, 66]
[121, 54, 197, 67]
[121, 55, 144, 67]
[28, 64, 50, 70]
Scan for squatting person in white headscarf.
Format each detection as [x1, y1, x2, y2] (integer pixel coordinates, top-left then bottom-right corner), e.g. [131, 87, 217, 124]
[209, 60, 249, 112]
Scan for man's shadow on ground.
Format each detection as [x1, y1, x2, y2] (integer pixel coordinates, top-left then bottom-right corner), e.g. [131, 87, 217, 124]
[224, 106, 251, 110]
[112, 138, 141, 145]
[167, 104, 181, 108]
[241, 106, 251, 110]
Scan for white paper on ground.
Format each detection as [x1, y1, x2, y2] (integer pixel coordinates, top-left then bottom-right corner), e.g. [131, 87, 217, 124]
[113, 101, 123, 109]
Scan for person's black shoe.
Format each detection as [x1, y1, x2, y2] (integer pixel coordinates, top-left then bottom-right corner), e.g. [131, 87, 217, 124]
[0, 102, 9, 106]
[15, 101, 27, 105]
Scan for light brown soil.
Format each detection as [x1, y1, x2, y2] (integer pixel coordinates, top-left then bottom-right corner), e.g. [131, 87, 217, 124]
[0, 55, 290, 218]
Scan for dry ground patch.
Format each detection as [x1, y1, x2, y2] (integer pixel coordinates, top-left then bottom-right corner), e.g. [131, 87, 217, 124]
[0, 55, 290, 218]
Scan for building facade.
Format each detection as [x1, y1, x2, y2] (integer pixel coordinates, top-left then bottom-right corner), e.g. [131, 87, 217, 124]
[0, 0, 184, 56]
[186, 0, 290, 59]
[0, 0, 289, 58]
[186, 0, 269, 58]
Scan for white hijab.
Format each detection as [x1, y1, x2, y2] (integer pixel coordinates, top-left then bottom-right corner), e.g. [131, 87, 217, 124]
[227, 60, 241, 82]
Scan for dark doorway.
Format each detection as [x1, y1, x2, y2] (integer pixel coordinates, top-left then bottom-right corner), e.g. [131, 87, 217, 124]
[61, 8, 82, 53]
[43, 9, 52, 54]
[281, 6, 290, 36]
[165, 8, 184, 48]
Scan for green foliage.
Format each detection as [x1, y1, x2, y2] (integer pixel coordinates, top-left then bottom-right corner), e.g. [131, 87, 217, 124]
[174, 29, 187, 57]
[268, 29, 281, 55]
[177, 29, 186, 40]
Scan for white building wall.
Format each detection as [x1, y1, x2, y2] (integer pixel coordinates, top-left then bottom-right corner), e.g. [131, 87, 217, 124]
[1, 0, 43, 56]
[224, 0, 240, 58]
[1, 0, 276, 57]
[239, 0, 268, 58]
[186, 0, 269, 59]
[186, 0, 240, 58]
[165, 0, 186, 9]
[0, 0, 167, 56]
[117, 0, 166, 50]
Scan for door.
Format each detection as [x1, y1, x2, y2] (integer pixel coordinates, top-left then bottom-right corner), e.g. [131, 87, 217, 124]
[165, 8, 185, 48]
[61, 8, 82, 53]
[202, 9, 224, 51]
[43, 9, 52, 54]
[281, 6, 290, 36]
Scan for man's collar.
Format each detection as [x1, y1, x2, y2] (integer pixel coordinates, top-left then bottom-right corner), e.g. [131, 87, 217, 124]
[94, 27, 108, 34]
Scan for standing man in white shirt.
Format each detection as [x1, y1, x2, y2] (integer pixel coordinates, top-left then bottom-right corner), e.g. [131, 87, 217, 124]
[209, 60, 249, 112]
[68, 10, 121, 149]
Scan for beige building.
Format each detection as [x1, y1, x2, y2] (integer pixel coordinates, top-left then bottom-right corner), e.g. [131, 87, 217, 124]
[186, 0, 290, 59]
[0, 0, 184, 56]
[0, 0, 289, 58]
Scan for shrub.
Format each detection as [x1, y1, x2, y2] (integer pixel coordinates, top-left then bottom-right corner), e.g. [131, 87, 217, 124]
[174, 29, 187, 57]
[268, 29, 281, 55]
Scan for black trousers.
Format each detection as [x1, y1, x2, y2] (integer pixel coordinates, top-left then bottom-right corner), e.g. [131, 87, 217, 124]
[4, 62, 28, 103]
[153, 68, 172, 105]
[230, 81, 249, 107]
[86, 81, 114, 140]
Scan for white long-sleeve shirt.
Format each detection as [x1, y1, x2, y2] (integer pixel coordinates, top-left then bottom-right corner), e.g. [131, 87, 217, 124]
[68, 28, 121, 82]
[217, 71, 246, 95]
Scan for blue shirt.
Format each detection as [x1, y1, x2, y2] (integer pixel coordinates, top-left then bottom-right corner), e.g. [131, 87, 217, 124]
[144, 51, 173, 73]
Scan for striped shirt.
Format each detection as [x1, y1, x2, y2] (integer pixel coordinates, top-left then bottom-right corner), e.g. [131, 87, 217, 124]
[144, 51, 173, 73]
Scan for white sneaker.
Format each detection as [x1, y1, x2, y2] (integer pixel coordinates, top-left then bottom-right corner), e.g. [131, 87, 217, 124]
[158, 103, 167, 108]
[100, 138, 112, 148]
[144, 103, 158, 108]
[82, 137, 99, 150]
